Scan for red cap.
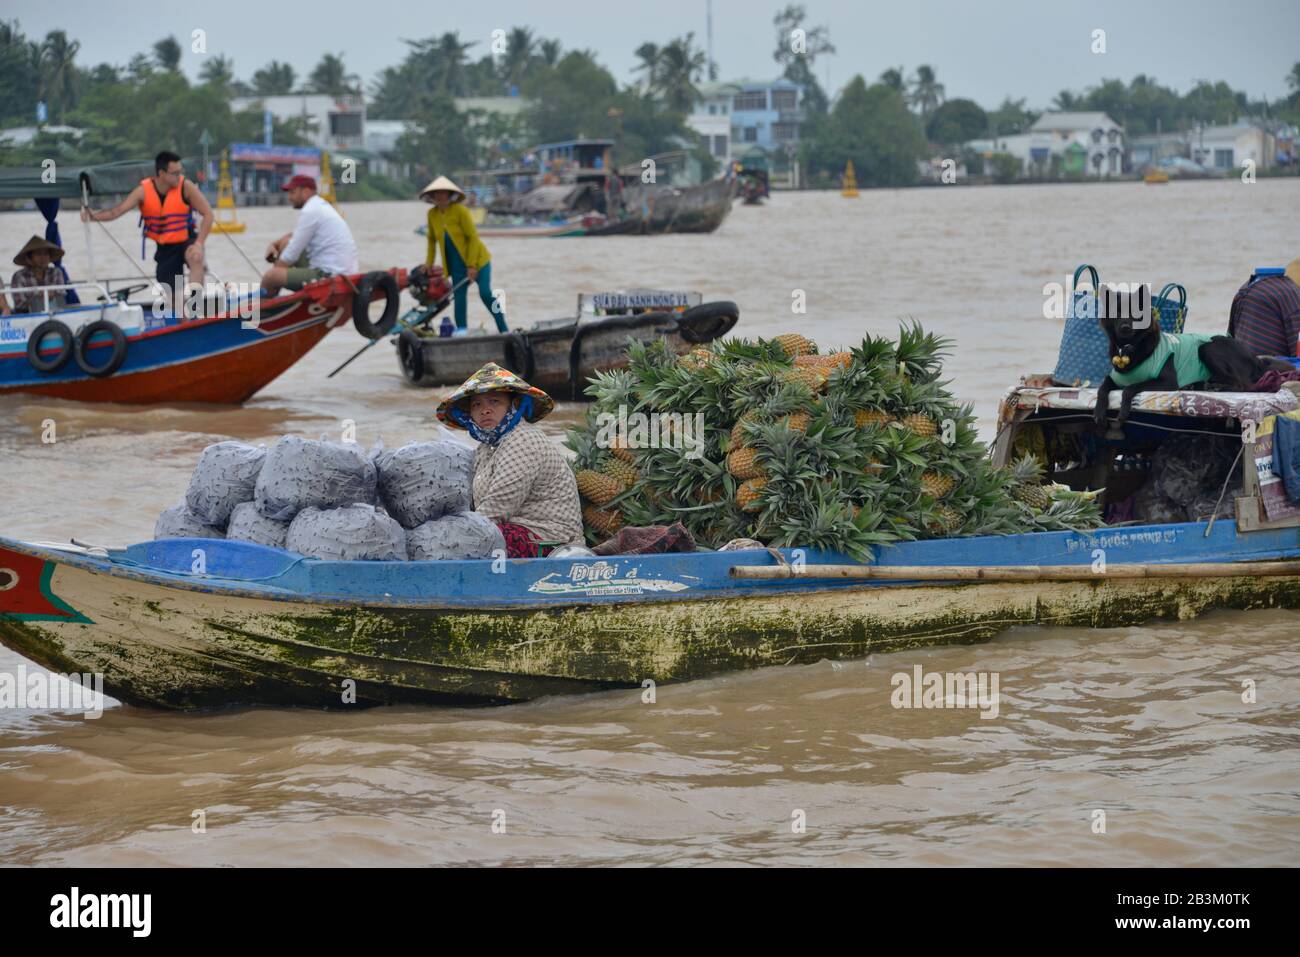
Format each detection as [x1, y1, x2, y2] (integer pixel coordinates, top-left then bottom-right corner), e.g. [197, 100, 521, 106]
[282, 174, 317, 191]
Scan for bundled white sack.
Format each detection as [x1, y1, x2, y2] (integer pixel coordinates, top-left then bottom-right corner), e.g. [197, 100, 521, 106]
[374, 440, 473, 528]
[155, 502, 225, 540]
[185, 441, 266, 526]
[226, 500, 290, 549]
[254, 435, 377, 521]
[407, 511, 505, 561]
[286, 504, 407, 561]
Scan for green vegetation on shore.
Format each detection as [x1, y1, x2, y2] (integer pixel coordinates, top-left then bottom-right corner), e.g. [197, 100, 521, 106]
[2, 15, 1297, 193]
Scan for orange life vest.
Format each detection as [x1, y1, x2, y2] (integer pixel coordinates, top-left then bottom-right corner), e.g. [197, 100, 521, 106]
[139, 176, 193, 252]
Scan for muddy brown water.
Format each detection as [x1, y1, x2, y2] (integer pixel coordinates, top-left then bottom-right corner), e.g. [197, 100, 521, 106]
[1, 181, 1298, 865]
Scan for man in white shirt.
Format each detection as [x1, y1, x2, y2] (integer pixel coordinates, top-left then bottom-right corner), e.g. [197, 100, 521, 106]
[260, 174, 359, 295]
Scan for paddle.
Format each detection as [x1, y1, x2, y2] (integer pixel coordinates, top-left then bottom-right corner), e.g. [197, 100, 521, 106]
[327, 275, 471, 378]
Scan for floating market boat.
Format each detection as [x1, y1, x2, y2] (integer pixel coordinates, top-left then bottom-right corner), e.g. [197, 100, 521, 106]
[0, 159, 408, 404]
[1, 515, 1298, 710]
[395, 291, 739, 399]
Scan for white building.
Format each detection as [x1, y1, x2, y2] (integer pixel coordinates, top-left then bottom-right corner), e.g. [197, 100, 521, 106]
[229, 93, 366, 152]
[686, 81, 739, 165]
[1189, 122, 1276, 172]
[1028, 111, 1125, 177]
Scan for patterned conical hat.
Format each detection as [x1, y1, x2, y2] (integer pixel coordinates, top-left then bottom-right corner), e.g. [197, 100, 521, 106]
[435, 362, 555, 428]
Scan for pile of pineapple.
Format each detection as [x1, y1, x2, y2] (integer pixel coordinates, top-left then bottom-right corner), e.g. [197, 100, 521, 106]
[566, 324, 1102, 559]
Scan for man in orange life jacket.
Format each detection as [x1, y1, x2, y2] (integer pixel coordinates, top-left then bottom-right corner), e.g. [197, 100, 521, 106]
[81, 150, 214, 318]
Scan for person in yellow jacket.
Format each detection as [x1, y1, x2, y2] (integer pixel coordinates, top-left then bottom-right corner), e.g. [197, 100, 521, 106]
[420, 176, 507, 332]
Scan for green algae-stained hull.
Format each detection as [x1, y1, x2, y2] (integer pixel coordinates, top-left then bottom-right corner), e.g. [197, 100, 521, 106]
[4, 554, 1300, 710]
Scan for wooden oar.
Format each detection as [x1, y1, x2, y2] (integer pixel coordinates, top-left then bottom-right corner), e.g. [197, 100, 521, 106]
[730, 560, 1300, 583]
[327, 275, 470, 378]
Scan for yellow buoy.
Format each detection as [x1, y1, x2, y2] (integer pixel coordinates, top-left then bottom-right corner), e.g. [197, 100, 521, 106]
[319, 150, 341, 215]
[210, 149, 246, 234]
[842, 160, 859, 198]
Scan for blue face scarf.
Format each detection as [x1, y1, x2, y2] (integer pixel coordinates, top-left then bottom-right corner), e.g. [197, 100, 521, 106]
[453, 394, 532, 446]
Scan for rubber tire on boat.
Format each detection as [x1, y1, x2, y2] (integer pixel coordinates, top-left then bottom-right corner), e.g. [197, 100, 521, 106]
[502, 332, 536, 381]
[72, 320, 128, 378]
[352, 271, 401, 340]
[397, 329, 427, 384]
[678, 300, 739, 343]
[25, 319, 74, 373]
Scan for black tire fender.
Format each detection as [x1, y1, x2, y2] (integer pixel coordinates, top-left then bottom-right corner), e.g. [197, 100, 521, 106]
[72, 320, 128, 378]
[26, 319, 74, 373]
[678, 300, 739, 343]
[396, 329, 426, 384]
[352, 271, 401, 340]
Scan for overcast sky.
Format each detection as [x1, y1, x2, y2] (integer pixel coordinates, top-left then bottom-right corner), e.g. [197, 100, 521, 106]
[12, 0, 1300, 109]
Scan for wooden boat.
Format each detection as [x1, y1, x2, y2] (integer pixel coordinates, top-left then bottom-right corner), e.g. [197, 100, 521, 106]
[395, 292, 739, 399]
[2, 516, 1298, 710]
[1, 270, 407, 404]
[0, 158, 408, 405]
[1144, 170, 1170, 184]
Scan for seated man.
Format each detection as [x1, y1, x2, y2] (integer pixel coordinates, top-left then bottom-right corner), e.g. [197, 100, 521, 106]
[260, 175, 358, 296]
[2, 236, 69, 315]
[1228, 257, 1300, 358]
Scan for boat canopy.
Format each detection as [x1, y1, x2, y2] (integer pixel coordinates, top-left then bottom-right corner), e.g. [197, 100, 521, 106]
[0, 159, 154, 200]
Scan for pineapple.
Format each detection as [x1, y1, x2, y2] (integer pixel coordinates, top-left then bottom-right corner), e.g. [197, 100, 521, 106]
[1009, 454, 1051, 510]
[779, 411, 811, 433]
[865, 456, 884, 475]
[727, 445, 766, 480]
[927, 505, 964, 535]
[853, 408, 893, 429]
[773, 332, 816, 358]
[610, 438, 636, 464]
[729, 410, 760, 448]
[602, 457, 639, 488]
[894, 380, 946, 439]
[779, 365, 830, 393]
[820, 351, 853, 371]
[575, 469, 624, 506]
[920, 471, 956, 499]
[583, 504, 624, 538]
[737, 477, 768, 512]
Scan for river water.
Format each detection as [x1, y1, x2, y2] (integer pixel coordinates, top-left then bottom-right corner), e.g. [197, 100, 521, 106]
[1, 180, 1298, 865]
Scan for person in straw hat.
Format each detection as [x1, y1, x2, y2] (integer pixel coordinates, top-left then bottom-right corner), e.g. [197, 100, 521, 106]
[1228, 256, 1300, 358]
[419, 175, 508, 333]
[436, 362, 582, 557]
[2, 235, 68, 315]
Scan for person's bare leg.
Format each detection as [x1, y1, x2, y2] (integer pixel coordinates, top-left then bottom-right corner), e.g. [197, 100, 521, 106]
[260, 266, 287, 296]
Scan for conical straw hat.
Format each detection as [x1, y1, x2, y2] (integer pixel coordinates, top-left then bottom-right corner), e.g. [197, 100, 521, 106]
[419, 176, 466, 203]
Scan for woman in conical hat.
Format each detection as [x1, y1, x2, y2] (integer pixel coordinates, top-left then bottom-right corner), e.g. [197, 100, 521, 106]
[419, 175, 507, 333]
[3, 235, 68, 315]
[436, 362, 582, 557]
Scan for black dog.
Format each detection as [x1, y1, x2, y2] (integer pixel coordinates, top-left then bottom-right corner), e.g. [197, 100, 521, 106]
[1092, 284, 1289, 435]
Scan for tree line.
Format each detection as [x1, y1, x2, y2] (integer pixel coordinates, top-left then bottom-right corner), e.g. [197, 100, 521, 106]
[2, 10, 1297, 192]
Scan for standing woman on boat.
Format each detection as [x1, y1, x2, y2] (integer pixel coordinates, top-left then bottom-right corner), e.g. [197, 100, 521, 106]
[436, 362, 582, 557]
[420, 176, 508, 332]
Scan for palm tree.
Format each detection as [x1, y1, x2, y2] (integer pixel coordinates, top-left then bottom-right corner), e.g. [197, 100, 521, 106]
[307, 53, 358, 95]
[538, 39, 562, 67]
[1053, 90, 1080, 110]
[152, 35, 181, 72]
[252, 60, 295, 95]
[879, 67, 904, 91]
[500, 26, 535, 90]
[1288, 62, 1300, 96]
[199, 54, 235, 90]
[404, 33, 476, 95]
[38, 30, 79, 119]
[656, 35, 707, 113]
[632, 42, 660, 91]
[908, 64, 944, 117]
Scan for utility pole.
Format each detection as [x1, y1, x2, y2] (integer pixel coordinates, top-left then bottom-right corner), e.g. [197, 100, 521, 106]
[707, 0, 715, 80]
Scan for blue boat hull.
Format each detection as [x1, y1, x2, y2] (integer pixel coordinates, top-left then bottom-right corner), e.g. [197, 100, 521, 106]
[1, 521, 1297, 709]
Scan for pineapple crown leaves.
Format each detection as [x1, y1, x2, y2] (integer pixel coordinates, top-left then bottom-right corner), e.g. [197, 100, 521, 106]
[849, 333, 898, 372]
[1008, 452, 1046, 485]
[894, 319, 953, 383]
